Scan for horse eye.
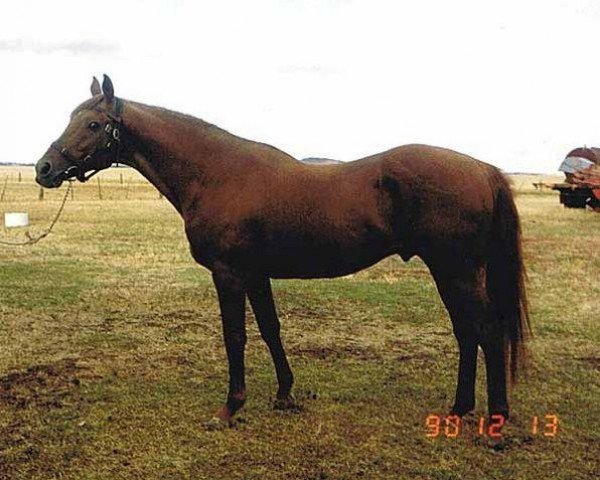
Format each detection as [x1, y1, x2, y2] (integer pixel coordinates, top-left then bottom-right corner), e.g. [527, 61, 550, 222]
[88, 121, 100, 130]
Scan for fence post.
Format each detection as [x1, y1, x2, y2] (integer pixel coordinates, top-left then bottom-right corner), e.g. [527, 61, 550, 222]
[0, 176, 8, 203]
[18, 172, 22, 183]
[39, 186, 44, 201]
[97, 177, 103, 200]
[120, 173, 123, 185]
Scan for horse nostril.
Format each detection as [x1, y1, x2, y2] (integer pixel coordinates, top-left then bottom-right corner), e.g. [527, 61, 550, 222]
[39, 161, 52, 176]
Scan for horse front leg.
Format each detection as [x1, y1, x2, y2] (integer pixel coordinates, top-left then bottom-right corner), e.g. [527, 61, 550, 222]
[246, 276, 297, 410]
[206, 269, 247, 429]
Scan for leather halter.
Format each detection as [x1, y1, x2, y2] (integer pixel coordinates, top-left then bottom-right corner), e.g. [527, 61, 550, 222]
[51, 97, 123, 183]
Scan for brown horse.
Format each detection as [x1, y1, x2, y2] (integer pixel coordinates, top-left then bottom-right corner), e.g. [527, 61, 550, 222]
[35, 75, 530, 428]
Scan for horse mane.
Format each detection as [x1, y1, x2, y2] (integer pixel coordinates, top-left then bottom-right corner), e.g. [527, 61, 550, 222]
[128, 100, 300, 163]
[71, 95, 300, 164]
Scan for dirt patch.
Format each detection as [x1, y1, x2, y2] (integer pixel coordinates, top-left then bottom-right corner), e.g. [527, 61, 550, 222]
[158, 353, 196, 367]
[394, 352, 435, 362]
[577, 356, 600, 371]
[385, 336, 449, 362]
[0, 358, 83, 409]
[289, 344, 381, 361]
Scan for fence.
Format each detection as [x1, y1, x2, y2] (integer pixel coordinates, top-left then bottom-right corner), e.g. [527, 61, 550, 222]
[0, 167, 164, 204]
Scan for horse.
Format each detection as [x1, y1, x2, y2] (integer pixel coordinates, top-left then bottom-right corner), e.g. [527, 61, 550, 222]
[35, 75, 530, 429]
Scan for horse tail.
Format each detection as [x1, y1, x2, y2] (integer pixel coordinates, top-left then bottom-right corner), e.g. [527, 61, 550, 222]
[486, 169, 531, 384]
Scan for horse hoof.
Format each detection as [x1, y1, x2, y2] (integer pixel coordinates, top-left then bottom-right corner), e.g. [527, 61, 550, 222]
[273, 396, 303, 412]
[203, 416, 230, 431]
[490, 411, 509, 421]
[449, 405, 474, 417]
[485, 436, 511, 451]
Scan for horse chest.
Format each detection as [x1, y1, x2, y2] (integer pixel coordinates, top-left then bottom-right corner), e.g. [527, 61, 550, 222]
[184, 225, 239, 270]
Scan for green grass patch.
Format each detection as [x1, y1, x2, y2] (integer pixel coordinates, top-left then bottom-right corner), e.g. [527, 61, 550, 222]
[1, 177, 599, 479]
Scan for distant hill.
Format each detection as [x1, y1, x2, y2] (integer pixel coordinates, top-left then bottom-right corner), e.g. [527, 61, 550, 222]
[301, 157, 343, 165]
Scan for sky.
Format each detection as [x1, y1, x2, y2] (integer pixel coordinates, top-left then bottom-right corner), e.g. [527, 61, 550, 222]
[2, 0, 600, 173]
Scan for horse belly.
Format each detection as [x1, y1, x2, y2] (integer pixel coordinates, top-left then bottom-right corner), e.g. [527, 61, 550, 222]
[261, 235, 397, 279]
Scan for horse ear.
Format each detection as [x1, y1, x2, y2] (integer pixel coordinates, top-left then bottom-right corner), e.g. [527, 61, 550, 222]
[90, 76, 101, 96]
[102, 74, 115, 103]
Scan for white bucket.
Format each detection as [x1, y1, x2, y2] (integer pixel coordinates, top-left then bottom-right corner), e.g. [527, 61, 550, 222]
[4, 212, 29, 228]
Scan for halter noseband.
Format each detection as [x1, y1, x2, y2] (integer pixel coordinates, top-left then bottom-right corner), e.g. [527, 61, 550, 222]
[51, 97, 123, 183]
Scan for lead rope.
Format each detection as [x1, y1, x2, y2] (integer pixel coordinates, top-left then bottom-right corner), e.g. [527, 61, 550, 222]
[0, 181, 73, 246]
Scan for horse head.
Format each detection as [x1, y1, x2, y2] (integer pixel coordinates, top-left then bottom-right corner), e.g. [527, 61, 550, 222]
[35, 75, 122, 187]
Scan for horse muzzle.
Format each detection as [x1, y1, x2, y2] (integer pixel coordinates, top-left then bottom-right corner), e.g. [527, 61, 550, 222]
[35, 150, 69, 188]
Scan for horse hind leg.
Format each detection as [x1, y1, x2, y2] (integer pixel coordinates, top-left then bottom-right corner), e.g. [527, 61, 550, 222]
[428, 261, 508, 418]
[451, 322, 479, 416]
[480, 326, 509, 418]
[429, 268, 479, 416]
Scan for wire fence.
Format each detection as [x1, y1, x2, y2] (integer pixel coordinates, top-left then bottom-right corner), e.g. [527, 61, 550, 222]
[0, 167, 163, 203]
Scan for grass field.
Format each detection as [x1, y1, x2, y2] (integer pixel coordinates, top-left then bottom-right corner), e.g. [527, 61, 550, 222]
[0, 167, 598, 479]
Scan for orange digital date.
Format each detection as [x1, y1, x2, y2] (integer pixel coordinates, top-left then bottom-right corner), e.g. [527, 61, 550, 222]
[425, 414, 559, 438]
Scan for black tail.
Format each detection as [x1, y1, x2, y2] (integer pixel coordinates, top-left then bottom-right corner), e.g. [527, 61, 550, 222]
[487, 169, 531, 384]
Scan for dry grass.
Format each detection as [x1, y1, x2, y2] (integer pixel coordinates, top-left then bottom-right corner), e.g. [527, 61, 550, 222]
[0, 167, 599, 479]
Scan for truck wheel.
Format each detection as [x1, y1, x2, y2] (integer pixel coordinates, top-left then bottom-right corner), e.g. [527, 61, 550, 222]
[587, 196, 600, 211]
[560, 191, 589, 208]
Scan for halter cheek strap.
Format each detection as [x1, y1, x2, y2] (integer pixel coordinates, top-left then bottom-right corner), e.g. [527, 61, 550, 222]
[51, 98, 123, 183]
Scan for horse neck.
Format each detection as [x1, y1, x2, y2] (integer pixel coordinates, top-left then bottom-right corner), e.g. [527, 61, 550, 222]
[118, 100, 241, 214]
